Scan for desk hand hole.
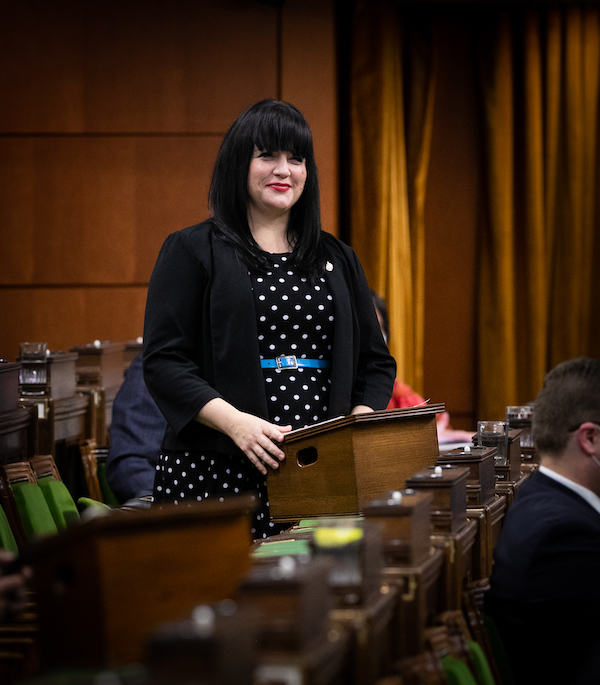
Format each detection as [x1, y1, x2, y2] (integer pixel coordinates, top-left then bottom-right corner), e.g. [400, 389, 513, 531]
[296, 447, 318, 467]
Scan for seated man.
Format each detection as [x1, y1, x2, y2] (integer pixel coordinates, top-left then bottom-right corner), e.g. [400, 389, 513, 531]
[106, 352, 166, 503]
[485, 357, 600, 684]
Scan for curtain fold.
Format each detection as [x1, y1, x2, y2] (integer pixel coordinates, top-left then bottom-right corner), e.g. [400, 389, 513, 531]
[478, 13, 518, 419]
[349, 1, 599, 420]
[350, 0, 435, 394]
[477, 4, 600, 419]
[550, 6, 599, 366]
[521, 9, 548, 402]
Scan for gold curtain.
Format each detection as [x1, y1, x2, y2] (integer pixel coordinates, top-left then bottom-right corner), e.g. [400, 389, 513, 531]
[349, 0, 436, 394]
[477, 5, 600, 419]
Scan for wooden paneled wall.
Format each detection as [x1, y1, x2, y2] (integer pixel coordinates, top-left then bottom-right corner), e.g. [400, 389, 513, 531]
[0, 0, 338, 360]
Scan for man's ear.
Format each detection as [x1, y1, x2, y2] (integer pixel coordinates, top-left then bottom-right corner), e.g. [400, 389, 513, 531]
[577, 422, 599, 457]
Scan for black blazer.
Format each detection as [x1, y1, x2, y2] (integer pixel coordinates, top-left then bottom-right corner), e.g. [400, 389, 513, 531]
[485, 470, 600, 684]
[143, 220, 396, 453]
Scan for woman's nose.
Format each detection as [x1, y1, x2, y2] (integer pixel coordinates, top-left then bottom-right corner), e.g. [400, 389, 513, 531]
[273, 153, 291, 176]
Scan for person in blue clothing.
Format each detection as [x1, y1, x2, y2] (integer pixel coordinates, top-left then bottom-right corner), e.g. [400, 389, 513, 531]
[486, 357, 600, 684]
[142, 99, 395, 538]
[106, 352, 166, 503]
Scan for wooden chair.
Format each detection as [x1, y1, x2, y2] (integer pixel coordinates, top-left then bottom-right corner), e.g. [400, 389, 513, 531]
[463, 580, 512, 685]
[394, 651, 447, 684]
[2, 460, 81, 540]
[29, 455, 61, 481]
[0, 623, 40, 685]
[0, 468, 28, 550]
[78, 439, 103, 502]
[78, 439, 119, 507]
[0, 470, 41, 684]
[94, 446, 120, 507]
[467, 494, 507, 580]
[423, 623, 481, 685]
[0, 504, 19, 554]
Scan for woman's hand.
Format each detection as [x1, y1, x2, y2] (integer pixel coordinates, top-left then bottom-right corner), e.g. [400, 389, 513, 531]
[196, 398, 292, 475]
[350, 404, 374, 415]
[228, 412, 293, 475]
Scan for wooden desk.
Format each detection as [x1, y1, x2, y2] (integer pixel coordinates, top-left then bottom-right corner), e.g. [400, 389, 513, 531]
[431, 518, 478, 610]
[329, 585, 398, 685]
[382, 546, 445, 659]
[71, 341, 126, 446]
[268, 405, 444, 521]
[0, 361, 34, 464]
[19, 395, 89, 457]
[0, 406, 35, 464]
[28, 496, 256, 670]
[467, 495, 507, 579]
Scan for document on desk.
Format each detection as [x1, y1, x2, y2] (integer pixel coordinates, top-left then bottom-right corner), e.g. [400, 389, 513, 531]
[285, 415, 345, 436]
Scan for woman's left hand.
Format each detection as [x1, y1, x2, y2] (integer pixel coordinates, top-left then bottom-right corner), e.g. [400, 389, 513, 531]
[350, 405, 374, 415]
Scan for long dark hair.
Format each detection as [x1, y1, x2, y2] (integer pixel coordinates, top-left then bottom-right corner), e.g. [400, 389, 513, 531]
[209, 99, 324, 278]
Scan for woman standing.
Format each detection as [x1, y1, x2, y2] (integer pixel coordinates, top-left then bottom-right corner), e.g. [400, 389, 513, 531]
[143, 99, 395, 538]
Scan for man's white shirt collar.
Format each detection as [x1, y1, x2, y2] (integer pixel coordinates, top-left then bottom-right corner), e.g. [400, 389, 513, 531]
[539, 465, 600, 516]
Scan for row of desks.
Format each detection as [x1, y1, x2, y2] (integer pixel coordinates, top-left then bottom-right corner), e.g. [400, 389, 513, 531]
[20, 419, 534, 683]
[0, 340, 142, 465]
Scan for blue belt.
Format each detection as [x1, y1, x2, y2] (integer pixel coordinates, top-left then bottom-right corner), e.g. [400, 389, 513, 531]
[260, 355, 331, 371]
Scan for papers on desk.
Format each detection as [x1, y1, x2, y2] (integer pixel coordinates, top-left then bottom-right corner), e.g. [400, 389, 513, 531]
[285, 415, 346, 438]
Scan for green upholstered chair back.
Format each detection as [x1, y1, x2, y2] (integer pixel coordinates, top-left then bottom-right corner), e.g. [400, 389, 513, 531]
[96, 460, 120, 508]
[482, 613, 516, 685]
[440, 654, 478, 685]
[37, 476, 80, 530]
[467, 640, 495, 685]
[0, 504, 19, 553]
[10, 481, 59, 541]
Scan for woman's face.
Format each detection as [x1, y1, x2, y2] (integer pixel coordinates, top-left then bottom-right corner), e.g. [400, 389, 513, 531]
[247, 146, 307, 220]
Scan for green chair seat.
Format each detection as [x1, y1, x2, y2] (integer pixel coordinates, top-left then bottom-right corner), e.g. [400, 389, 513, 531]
[96, 461, 120, 508]
[0, 504, 18, 553]
[440, 654, 478, 685]
[77, 497, 112, 514]
[37, 476, 80, 530]
[10, 481, 58, 541]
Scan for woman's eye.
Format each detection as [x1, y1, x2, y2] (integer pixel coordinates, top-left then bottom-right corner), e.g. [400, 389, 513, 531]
[290, 155, 304, 164]
[259, 151, 274, 158]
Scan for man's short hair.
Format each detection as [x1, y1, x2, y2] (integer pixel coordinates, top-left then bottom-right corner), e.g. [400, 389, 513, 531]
[532, 357, 600, 455]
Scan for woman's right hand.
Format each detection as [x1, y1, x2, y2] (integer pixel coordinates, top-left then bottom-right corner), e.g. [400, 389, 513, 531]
[195, 398, 292, 475]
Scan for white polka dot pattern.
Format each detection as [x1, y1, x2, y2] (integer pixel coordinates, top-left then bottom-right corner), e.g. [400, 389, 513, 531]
[250, 255, 334, 429]
[154, 451, 289, 539]
[152, 254, 334, 541]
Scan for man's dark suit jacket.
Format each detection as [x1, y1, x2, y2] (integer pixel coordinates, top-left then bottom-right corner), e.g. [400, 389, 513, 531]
[143, 220, 396, 454]
[485, 470, 600, 684]
[106, 353, 166, 502]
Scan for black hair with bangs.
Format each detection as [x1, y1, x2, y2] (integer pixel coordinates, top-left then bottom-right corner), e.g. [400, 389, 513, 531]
[209, 99, 325, 279]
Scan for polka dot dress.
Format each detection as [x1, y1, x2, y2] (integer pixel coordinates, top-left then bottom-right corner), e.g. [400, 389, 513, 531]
[153, 253, 334, 540]
[253, 254, 334, 429]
